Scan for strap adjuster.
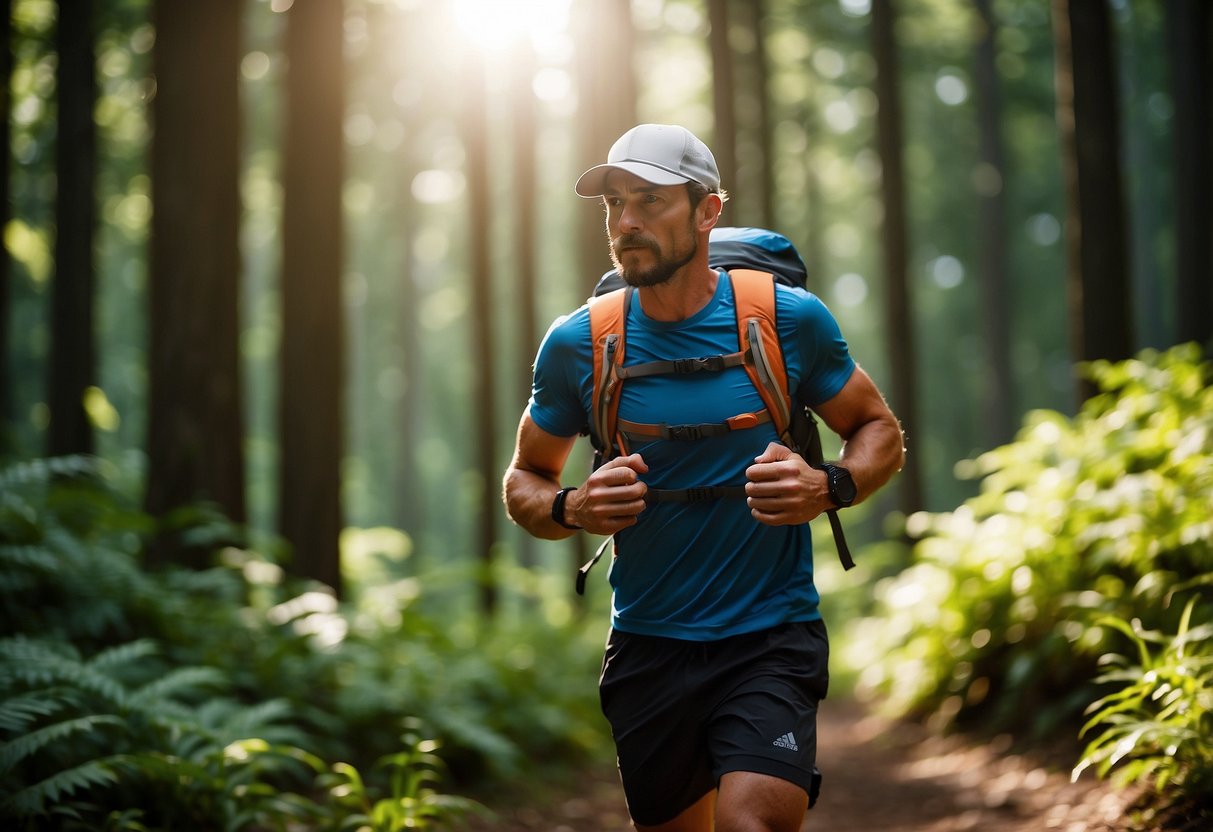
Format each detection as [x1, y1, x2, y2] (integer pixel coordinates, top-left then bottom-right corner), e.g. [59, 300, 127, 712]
[668, 424, 704, 441]
[726, 412, 760, 430]
[673, 356, 725, 374]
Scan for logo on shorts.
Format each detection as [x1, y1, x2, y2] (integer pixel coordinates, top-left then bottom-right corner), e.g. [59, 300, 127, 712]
[772, 732, 799, 752]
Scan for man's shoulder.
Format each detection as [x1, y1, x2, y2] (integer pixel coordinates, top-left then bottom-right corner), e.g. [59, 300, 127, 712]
[767, 281, 834, 334]
[772, 279, 823, 308]
[536, 304, 593, 361]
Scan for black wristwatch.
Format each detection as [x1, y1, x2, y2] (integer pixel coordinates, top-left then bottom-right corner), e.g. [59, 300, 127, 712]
[551, 487, 581, 530]
[820, 464, 857, 508]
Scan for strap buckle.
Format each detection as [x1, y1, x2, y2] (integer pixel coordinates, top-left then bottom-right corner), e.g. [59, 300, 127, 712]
[668, 424, 704, 441]
[673, 356, 723, 374]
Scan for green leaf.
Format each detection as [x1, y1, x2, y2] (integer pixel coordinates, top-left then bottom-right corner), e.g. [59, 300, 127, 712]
[2, 757, 121, 814]
[0, 714, 124, 773]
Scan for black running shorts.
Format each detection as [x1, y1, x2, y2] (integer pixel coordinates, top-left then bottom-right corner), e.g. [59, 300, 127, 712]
[599, 619, 829, 827]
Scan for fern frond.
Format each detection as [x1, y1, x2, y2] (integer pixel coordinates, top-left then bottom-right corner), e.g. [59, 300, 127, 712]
[0, 691, 70, 733]
[111, 749, 215, 789]
[179, 697, 306, 749]
[216, 698, 295, 737]
[0, 544, 61, 572]
[0, 636, 80, 665]
[0, 653, 130, 707]
[128, 666, 227, 709]
[0, 714, 124, 773]
[87, 640, 159, 674]
[1, 755, 121, 815]
[0, 456, 99, 490]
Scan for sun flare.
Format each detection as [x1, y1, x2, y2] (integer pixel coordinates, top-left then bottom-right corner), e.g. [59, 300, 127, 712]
[451, 0, 572, 53]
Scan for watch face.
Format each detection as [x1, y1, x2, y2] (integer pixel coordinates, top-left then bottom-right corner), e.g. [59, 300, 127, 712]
[830, 466, 857, 506]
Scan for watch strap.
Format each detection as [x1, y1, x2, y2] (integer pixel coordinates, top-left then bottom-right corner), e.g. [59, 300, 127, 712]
[551, 487, 581, 530]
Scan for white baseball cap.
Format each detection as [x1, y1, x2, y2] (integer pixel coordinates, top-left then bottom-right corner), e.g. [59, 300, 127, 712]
[575, 123, 721, 197]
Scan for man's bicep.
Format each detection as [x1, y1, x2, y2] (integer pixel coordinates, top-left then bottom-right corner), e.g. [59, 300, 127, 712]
[509, 406, 579, 482]
[812, 367, 896, 441]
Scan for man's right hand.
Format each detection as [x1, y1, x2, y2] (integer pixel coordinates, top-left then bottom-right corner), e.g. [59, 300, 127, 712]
[566, 454, 649, 535]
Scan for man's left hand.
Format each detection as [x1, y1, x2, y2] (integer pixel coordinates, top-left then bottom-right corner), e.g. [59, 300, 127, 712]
[744, 442, 829, 526]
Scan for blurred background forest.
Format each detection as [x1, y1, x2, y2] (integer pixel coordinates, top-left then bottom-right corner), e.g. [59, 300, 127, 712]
[1, 0, 1211, 829]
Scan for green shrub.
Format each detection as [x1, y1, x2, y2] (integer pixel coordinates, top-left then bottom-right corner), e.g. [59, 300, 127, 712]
[1075, 597, 1213, 823]
[0, 635, 319, 829]
[845, 344, 1213, 738]
[0, 457, 608, 829]
[317, 719, 487, 831]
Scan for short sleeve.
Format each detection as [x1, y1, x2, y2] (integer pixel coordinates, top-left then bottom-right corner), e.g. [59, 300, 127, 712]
[528, 308, 592, 438]
[779, 287, 856, 406]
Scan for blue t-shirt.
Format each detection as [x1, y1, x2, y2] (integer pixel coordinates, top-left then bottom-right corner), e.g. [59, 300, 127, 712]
[530, 271, 855, 640]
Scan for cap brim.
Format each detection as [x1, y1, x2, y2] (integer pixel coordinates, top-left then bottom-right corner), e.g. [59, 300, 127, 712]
[574, 162, 692, 197]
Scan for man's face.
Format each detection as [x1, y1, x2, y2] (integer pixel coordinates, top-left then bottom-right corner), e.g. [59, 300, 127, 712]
[602, 171, 698, 288]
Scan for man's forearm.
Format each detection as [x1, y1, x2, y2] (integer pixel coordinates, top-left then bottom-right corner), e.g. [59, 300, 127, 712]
[839, 415, 905, 504]
[503, 467, 577, 541]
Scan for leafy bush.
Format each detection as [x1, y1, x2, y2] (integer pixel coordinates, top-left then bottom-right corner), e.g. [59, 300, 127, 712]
[845, 344, 1213, 739]
[0, 634, 323, 828]
[319, 719, 487, 831]
[1074, 597, 1213, 823]
[0, 456, 608, 829]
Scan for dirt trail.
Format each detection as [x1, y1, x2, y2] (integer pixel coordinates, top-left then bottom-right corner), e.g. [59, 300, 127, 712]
[809, 699, 1135, 831]
[461, 698, 1138, 831]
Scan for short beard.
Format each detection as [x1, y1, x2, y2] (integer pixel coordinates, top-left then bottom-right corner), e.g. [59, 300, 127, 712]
[609, 231, 698, 289]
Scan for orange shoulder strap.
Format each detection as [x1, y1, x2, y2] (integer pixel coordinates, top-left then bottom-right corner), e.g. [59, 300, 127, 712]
[730, 269, 793, 442]
[588, 287, 630, 458]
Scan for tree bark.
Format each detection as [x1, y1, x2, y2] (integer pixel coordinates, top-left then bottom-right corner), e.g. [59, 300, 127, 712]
[49, 0, 96, 458]
[1167, 0, 1213, 351]
[574, 0, 637, 295]
[513, 43, 539, 568]
[1051, 0, 1134, 402]
[279, 0, 345, 594]
[0, 0, 13, 452]
[146, 0, 245, 567]
[746, 0, 776, 229]
[870, 0, 923, 515]
[708, 0, 738, 200]
[972, 0, 1014, 447]
[464, 48, 498, 614]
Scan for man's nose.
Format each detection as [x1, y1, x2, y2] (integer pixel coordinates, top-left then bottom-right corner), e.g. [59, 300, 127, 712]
[614, 201, 643, 234]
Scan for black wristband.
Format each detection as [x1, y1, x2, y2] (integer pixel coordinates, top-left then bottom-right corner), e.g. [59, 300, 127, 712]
[551, 487, 581, 530]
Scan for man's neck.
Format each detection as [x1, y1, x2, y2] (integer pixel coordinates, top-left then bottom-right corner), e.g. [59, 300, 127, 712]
[636, 262, 718, 322]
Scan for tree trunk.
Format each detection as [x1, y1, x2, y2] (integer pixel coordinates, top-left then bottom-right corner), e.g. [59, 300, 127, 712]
[575, 0, 637, 296]
[146, 0, 245, 567]
[746, 0, 776, 229]
[1167, 0, 1213, 351]
[513, 43, 539, 568]
[1051, 0, 1134, 403]
[0, 0, 13, 453]
[972, 0, 1014, 447]
[708, 0, 738, 201]
[464, 50, 498, 614]
[279, 0, 345, 595]
[49, 0, 96, 458]
[870, 0, 923, 515]
[513, 44, 539, 415]
[395, 184, 423, 554]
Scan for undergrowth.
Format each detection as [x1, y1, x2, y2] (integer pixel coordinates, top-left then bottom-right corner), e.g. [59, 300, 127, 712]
[0, 456, 607, 830]
[844, 344, 1213, 823]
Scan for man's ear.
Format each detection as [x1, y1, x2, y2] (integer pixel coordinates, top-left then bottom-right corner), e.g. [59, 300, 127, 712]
[697, 193, 724, 232]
